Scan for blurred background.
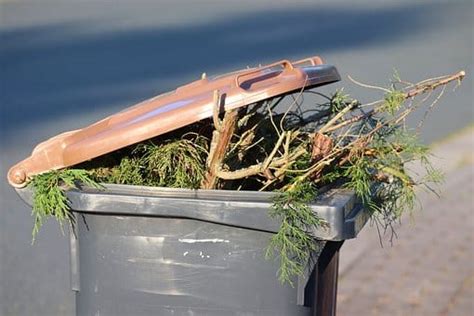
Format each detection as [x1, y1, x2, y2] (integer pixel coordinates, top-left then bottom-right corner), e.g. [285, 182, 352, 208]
[1, 0, 472, 315]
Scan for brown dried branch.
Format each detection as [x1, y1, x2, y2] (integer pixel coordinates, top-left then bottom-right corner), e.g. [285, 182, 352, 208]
[201, 91, 239, 189]
[216, 146, 307, 180]
[323, 70, 465, 134]
[311, 133, 334, 162]
[405, 70, 465, 98]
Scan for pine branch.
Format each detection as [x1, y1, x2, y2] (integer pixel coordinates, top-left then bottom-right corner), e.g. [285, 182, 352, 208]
[323, 70, 465, 133]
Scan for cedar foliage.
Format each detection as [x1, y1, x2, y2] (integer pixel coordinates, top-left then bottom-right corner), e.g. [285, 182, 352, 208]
[28, 169, 101, 242]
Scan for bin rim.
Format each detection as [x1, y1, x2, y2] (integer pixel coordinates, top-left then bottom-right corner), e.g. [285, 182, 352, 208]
[15, 183, 367, 240]
[16, 182, 354, 205]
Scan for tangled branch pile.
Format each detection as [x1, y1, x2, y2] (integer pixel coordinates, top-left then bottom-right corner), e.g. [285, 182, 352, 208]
[29, 70, 465, 284]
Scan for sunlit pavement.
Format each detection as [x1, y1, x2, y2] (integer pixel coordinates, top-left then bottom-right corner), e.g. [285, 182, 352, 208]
[338, 127, 474, 315]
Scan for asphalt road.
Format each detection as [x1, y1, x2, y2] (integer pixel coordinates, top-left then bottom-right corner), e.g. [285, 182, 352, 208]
[1, 1, 472, 315]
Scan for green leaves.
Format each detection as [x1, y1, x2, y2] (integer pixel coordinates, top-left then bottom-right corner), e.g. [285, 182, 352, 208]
[330, 89, 351, 114]
[28, 135, 208, 241]
[343, 158, 373, 204]
[383, 89, 406, 115]
[89, 136, 209, 189]
[28, 169, 101, 243]
[266, 182, 325, 286]
[341, 128, 443, 241]
[90, 157, 145, 185]
[141, 138, 207, 189]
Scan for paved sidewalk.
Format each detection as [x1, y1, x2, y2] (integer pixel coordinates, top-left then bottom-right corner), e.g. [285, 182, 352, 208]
[337, 127, 474, 316]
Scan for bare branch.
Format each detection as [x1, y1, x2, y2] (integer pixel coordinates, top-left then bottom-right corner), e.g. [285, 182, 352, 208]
[202, 105, 239, 189]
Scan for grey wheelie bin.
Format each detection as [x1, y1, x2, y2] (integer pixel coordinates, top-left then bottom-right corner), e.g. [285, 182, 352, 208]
[16, 185, 368, 316]
[9, 56, 370, 316]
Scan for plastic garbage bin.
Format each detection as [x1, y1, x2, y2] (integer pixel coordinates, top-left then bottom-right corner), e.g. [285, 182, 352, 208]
[9, 56, 369, 316]
[15, 184, 368, 316]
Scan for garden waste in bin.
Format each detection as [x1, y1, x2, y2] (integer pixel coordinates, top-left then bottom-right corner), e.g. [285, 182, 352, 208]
[10, 56, 370, 316]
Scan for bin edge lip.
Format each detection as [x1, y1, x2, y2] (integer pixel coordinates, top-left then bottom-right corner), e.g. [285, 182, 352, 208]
[15, 182, 355, 206]
[15, 184, 369, 239]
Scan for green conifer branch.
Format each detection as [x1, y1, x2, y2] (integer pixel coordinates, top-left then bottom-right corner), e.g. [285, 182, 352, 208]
[28, 169, 101, 243]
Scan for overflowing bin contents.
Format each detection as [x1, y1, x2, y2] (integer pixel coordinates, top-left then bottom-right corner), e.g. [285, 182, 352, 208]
[8, 55, 464, 315]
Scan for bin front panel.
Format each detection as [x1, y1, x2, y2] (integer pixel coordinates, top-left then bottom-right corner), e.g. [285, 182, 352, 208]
[75, 213, 314, 316]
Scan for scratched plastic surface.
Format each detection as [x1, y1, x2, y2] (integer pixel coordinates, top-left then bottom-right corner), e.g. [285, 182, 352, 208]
[75, 214, 312, 316]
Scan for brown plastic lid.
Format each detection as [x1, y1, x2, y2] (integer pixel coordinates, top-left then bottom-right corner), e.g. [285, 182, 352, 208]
[8, 55, 340, 187]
